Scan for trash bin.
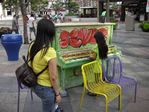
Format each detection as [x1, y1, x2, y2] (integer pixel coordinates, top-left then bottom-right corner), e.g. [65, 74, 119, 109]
[125, 15, 135, 31]
[1, 34, 22, 61]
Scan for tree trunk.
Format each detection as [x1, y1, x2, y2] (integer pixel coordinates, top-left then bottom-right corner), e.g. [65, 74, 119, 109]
[19, 0, 28, 44]
[14, 3, 19, 15]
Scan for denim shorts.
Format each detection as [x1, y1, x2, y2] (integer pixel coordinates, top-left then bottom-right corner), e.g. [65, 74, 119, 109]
[33, 84, 56, 112]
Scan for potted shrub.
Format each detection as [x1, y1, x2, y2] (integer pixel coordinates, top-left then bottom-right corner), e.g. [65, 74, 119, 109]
[109, 17, 118, 30]
[0, 27, 12, 38]
[140, 21, 149, 32]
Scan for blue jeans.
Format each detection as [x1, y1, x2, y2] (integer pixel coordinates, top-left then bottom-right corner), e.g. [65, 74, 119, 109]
[33, 84, 55, 112]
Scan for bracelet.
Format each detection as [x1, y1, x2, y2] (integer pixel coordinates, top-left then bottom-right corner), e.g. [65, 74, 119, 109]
[56, 93, 60, 96]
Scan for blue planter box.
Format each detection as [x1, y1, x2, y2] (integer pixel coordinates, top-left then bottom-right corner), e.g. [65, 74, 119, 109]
[1, 34, 22, 61]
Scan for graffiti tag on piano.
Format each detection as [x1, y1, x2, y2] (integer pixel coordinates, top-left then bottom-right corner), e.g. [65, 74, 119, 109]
[59, 27, 108, 48]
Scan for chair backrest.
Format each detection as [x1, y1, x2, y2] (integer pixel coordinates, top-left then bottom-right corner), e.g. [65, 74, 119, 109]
[81, 61, 103, 90]
[102, 55, 123, 83]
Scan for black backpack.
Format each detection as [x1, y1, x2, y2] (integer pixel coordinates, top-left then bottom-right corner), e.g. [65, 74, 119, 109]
[15, 55, 48, 88]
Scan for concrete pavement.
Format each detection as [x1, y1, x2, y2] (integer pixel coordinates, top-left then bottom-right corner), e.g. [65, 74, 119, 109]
[0, 22, 149, 112]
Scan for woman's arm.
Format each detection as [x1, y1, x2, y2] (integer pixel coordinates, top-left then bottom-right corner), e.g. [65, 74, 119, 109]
[48, 58, 61, 103]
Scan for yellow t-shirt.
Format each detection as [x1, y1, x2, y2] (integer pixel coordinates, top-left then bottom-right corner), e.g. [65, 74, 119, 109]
[31, 47, 57, 87]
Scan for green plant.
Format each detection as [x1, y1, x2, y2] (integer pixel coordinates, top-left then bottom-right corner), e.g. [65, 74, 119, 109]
[0, 27, 12, 38]
[140, 21, 149, 32]
[109, 17, 118, 30]
[113, 24, 117, 30]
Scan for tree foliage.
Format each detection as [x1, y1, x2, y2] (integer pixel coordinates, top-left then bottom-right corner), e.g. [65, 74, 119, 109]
[67, 1, 79, 13]
[3, 0, 19, 14]
[65, 0, 79, 13]
[51, 0, 79, 13]
[3, 0, 17, 8]
[3, 0, 49, 13]
[50, 0, 64, 12]
[30, 0, 49, 12]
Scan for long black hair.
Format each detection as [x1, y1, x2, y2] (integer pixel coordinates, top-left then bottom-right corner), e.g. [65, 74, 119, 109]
[30, 19, 56, 61]
[94, 31, 108, 59]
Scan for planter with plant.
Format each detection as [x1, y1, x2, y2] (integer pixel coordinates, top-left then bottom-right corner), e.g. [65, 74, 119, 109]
[109, 17, 118, 30]
[0, 27, 12, 38]
[140, 21, 149, 32]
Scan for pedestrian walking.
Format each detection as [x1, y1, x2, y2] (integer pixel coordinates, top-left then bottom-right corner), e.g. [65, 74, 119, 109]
[28, 14, 36, 41]
[29, 19, 62, 112]
[12, 14, 19, 34]
[100, 10, 106, 23]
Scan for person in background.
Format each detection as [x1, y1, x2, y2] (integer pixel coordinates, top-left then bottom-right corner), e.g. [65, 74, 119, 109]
[28, 13, 36, 41]
[29, 19, 62, 112]
[12, 14, 19, 34]
[100, 10, 106, 23]
[43, 14, 51, 20]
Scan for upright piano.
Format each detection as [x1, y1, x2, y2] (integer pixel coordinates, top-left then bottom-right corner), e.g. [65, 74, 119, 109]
[53, 23, 120, 94]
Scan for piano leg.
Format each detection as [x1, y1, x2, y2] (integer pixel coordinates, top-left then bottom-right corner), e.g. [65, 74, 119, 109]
[59, 68, 68, 97]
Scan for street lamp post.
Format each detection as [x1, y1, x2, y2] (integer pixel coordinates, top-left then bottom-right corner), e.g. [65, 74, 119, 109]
[106, 0, 110, 22]
[97, 0, 104, 22]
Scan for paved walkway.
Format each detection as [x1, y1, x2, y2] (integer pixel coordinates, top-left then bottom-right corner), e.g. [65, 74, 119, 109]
[0, 22, 149, 112]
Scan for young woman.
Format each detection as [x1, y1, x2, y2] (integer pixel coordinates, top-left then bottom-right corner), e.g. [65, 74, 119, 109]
[90, 31, 108, 62]
[29, 19, 61, 112]
[88, 31, 108, 96]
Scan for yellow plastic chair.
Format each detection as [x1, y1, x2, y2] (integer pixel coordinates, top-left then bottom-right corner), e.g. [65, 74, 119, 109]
[80, 61, 122, 112]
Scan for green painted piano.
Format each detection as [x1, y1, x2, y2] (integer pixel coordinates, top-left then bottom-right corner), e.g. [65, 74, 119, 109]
[53, 22, 120, 95]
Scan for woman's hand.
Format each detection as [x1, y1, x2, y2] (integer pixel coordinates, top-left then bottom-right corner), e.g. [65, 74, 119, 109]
[89, 51, 97, 60]
[56, 94, 62, 103]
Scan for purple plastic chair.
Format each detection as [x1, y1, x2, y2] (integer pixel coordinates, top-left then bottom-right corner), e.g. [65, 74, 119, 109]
[102, 55, 137, 103]
[17, 80, 33, 112]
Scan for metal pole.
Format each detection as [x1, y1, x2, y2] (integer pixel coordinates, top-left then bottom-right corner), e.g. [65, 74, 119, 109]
[97, 0, 99, 22]
[106, 0, 110, 22]
[148, 13, 149, 21]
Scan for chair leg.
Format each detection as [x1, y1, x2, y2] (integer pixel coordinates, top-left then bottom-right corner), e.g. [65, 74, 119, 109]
[105, 97, 108, 112]
[17, 85, 20, 112]
[79, 87, 86, 111]
[30, 89, 33, 101]
[118, 93, 122, 112]
[134, 83, 137, 103]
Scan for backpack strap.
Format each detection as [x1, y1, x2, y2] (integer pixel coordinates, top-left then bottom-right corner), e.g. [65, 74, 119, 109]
[36, 65, 48, 76]
[22, 56, 48, 77]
